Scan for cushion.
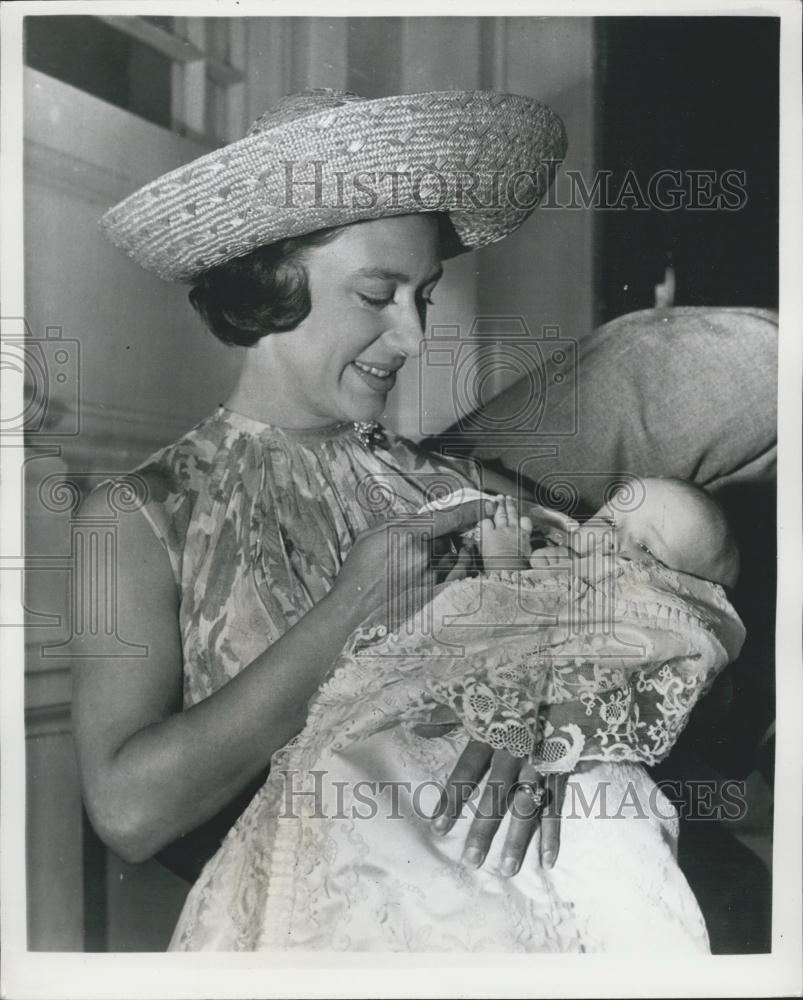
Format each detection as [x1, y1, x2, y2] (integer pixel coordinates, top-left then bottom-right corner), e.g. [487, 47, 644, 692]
[435, 306, 777, 513]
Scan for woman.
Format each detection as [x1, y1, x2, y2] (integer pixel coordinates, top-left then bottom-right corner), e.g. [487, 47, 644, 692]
[74, 89, 709, 951]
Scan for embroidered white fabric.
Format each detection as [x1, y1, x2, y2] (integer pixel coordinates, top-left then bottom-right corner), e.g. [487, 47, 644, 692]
[168, 558, 736, 953]
[170, 724, 709, 951]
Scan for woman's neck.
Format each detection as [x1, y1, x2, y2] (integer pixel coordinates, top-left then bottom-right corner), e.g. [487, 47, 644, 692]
[224, 348, 338, 430]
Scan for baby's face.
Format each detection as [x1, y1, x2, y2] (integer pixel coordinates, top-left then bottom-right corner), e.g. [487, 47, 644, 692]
[589, 479, 733, 585]
[594, 487, 685, 566]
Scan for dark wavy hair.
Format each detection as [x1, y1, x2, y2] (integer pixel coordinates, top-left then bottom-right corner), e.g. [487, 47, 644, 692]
[188, 226, 347, 347]
[189, 214, 461, 347]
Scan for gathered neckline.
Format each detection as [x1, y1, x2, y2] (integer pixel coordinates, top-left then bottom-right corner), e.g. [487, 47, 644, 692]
[215, 404, 358, 443]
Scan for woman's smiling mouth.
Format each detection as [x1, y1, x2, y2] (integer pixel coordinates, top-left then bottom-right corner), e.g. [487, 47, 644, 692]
[351, 359, 399, 393]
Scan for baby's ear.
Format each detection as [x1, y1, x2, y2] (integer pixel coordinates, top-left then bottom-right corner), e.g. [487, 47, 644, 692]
[715, 537, 740, 589]
[725, 548, 740, 589]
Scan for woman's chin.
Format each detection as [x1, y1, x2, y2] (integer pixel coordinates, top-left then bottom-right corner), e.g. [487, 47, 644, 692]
[344, 393, 388, 425]
[344, 366, 395, 423]
[349, 405, 385, 424]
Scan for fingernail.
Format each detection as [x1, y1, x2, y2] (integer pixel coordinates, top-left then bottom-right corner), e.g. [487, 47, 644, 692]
[500, 856, 519, 877]
[463, 846, 484, 868]
[432, 815, 449, 833]
[542, 851, 555, 868]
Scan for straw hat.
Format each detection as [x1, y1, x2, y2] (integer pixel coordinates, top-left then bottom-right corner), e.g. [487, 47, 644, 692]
[100, 89, 567, 282]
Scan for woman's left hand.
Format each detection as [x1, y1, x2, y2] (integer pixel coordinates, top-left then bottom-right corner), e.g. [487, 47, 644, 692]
[430, 742, 568, 874]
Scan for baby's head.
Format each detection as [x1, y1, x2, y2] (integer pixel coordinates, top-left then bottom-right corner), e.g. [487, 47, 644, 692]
[593, 477, 739, 588]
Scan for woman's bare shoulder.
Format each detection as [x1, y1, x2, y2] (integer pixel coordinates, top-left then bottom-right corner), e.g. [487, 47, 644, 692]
[77, 481, 177, 591]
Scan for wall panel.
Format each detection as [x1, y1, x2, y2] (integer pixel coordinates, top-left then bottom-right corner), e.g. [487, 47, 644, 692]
[25, 714, 84, 950]
[476, 17, 596, 403]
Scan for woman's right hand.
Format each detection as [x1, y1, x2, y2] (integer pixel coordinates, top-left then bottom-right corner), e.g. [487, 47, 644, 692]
[330, 499, 495, 626]
[526, 504, 582, 546]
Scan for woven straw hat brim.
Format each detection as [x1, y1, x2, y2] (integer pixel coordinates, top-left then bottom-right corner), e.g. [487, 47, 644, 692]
[100, 90, 567, 283]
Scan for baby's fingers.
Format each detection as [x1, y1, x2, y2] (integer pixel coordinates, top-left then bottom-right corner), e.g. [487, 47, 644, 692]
[429, 500, 496, 539]
[477, 517, 495, 545]
[527, 506, 581, 546]
[501, 495, 520, 526]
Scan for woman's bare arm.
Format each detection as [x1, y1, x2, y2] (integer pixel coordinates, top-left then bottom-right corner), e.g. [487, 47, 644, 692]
[475, 465, 531, 498]
[72, 492, 491, 865]
[71, 491, 374, 865]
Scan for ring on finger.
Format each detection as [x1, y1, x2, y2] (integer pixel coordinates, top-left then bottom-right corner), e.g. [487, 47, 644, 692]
[516, 781, 546, 811]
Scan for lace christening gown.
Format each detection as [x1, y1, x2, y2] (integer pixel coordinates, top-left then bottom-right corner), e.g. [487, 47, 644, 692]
[129, 406, 711, 952]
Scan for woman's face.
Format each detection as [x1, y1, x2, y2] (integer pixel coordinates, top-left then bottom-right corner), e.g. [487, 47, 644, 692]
[261, 214, 442, 426]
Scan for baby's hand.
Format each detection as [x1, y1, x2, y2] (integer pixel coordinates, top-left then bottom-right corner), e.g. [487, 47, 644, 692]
[479, 496, 533, 570]
[528, 543, 575, 570]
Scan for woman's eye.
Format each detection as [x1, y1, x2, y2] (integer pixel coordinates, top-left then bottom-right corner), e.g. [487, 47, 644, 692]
[638, 542, 653, 555]
[358, 292, 393, 309]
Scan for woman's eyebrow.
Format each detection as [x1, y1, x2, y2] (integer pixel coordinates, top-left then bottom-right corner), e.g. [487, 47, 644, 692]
[353, 266, 443, 284]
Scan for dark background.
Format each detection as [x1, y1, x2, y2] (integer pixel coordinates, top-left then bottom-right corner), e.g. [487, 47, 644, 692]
[595, 16, 779, 322]
[594, 16, 778, 955]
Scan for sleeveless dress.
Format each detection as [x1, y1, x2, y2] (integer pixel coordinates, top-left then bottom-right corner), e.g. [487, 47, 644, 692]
[132, 405, 711, 952]
[133, 405, 483, 710]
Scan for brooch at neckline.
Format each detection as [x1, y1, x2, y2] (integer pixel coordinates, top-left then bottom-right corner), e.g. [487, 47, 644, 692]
[352, 421, 388, 451]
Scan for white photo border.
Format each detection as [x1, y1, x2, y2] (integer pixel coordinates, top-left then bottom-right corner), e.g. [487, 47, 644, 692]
[2, 1, 800, 997]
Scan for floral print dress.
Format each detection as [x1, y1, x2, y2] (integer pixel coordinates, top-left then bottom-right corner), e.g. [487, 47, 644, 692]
[133, 404, 482, 709]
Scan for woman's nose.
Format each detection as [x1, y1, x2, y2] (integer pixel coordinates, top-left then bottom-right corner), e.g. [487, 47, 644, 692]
[385, 301, 426, 359]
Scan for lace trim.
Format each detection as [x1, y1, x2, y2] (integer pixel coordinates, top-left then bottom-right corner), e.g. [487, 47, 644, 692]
[315, 559, 744, 769]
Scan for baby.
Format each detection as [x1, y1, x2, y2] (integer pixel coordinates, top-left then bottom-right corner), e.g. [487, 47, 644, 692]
[414, 475, 743, 772]
[418, 478, 743, 770]
[476, 476, 739, 589]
